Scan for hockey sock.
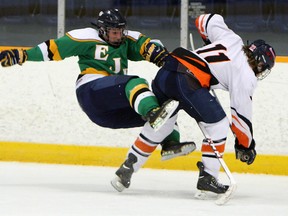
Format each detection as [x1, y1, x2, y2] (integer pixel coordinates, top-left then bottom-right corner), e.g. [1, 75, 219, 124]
[129, 116, 177, 171]
[125, 78, 159, 116]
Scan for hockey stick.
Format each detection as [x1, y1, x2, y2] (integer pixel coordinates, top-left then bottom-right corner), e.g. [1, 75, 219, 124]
[189, 33, 237, 205]
[207, 90, 237, 205]
[189, 32, 195, 51]
[196, 123, 237, 205]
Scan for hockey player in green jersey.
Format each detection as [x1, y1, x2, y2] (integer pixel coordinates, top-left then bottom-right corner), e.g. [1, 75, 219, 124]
[0, 9, 195, 162]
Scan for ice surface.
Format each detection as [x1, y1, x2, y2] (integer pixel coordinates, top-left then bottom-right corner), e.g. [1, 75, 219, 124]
[1, 162, 287, 216]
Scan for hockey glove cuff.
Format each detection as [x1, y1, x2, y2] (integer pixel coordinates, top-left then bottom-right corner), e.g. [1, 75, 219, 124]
[235, 138, 256, 165]
[143, 42, 169, 67]
[0, 49, 27, 67]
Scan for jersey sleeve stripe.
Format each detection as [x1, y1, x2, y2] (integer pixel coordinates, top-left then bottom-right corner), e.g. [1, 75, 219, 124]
[47, 40, 62, 61]
[38, 42, 50, 61]
[231, 115, 250, 148]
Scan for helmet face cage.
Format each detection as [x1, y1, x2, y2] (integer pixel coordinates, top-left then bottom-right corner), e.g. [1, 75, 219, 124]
[249, 39, 276, 80]
[95, 9, 127, 47]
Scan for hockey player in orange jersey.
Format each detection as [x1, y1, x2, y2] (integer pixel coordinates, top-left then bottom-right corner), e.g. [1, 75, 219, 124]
[112, 13, 276, 195]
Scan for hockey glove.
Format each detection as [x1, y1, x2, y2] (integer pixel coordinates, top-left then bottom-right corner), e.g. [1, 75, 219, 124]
[235, 138, 256, 165]
[143, 42, 169, 67]
[0, 49, 27, 67]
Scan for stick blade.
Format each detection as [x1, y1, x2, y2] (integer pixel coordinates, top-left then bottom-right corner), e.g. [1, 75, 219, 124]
[215, 184, 237, 205]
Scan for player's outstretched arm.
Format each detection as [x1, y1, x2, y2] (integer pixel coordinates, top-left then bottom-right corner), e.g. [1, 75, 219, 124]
[0, 49, 27, 67]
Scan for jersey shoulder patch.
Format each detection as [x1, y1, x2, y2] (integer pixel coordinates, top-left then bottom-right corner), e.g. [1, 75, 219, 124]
[67, 28, 103, 42]
[126, 30, 142, 41]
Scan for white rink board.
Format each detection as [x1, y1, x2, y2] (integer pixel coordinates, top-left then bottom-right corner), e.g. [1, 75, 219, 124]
[0, 58, 287, 155]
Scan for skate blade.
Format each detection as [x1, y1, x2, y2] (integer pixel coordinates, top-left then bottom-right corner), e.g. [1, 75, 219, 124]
[215, 184, 237, 205]
[194, 190, 209, 200]
[152, 100, 179, 131]
[111, 175, 125, 192]
[194, 184, 237, 205]
[161, 143, 196, 161]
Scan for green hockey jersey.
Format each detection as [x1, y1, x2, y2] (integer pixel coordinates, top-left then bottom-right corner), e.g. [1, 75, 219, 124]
[26, 28, 152, 76]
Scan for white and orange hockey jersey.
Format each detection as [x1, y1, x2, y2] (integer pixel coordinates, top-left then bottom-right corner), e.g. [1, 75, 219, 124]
[195, 14, 257, 148]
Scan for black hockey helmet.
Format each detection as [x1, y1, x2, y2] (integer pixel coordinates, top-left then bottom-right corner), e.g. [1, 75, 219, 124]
[248, 39, 276, 80]
[91, 9, 127, 47]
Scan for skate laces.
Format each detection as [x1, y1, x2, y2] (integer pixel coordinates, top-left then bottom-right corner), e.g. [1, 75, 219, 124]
[211, 177, 226, 189]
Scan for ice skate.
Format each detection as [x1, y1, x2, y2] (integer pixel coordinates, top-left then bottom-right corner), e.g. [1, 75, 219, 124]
[111, 153, 137, 192]
[146, 99, 179, 131]
[161, 141, 196, 161]
[196, 161, 229, 194]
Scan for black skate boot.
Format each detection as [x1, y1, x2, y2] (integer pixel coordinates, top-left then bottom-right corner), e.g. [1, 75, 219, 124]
[145, 99, 179, 131]
[111, 153, 137, 192]
[196, 161, 229, 194]
[161, 141, 196, 161]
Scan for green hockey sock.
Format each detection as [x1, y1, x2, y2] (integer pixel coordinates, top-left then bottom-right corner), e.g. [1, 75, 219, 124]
[125, 78, 159, 116]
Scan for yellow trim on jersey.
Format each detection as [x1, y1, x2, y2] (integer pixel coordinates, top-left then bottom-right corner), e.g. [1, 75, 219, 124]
[139, 38, 150, 56]
[129, 83, 149, 106]
[0, 141, 287, 176]
[49, 40, 62, 61]
[81, 67, 110, 76]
